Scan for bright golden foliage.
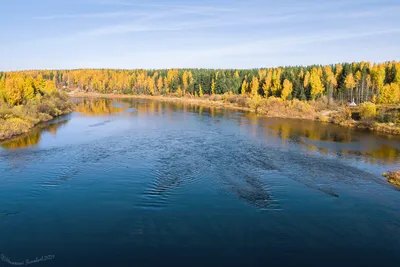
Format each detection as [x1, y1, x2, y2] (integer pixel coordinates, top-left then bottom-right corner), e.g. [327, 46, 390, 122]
[281, 79, 293, 100]
[250, 77, 259, 96]
[304, 71, 310, 89]
[262, 70, 272, 97]
[379, 83, 400, 104]
[345, 73, 356, 90]
[309, 68, 325, 100]
[199, 85, 203, 97]
[241, 80, 248, 95]
[271, 68, 282, 95]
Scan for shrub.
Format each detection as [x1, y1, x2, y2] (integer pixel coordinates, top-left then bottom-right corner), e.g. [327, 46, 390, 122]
[377, 109, 400, 123]
[312, 96, 329, 111]
[247, 95, 262, 110]
[230, 95, 248, 107]
[359, 102, 376, 120]
[0, 118, 33, 140]
[383, 171, 400, 187]
[210, 94, 223, 101]
[226, 95, 238, 104]
[332, 108, 352, 124]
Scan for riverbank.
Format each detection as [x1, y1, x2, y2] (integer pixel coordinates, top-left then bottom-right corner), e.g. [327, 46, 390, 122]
[0, 92, 74, 142]
[70, 92, 400, 135]
[383, 171, 400, 188]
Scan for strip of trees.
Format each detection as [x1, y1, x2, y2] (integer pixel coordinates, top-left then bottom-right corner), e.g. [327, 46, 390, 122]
[1, 61, 399, 106]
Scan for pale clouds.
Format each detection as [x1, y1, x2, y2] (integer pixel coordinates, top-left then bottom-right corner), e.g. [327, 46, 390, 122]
[0, 0, 399, 70]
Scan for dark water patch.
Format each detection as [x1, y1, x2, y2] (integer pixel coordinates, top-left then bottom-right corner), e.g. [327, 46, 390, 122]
[0, 210, 20, 217]
[89, 120, 112, 127]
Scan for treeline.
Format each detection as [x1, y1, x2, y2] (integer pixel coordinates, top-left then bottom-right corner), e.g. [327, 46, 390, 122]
[1, 61, 400, 105]
[0, 72, 56, 105]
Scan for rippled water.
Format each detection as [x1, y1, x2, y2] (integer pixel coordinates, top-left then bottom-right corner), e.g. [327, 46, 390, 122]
[1, 98, 400, 267]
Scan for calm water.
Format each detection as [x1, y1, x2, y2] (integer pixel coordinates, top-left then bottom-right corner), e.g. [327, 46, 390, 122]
[1, 98, 400, 267]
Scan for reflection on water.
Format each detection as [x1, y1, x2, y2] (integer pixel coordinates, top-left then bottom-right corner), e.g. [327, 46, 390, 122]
[75, 98, 126, 115]
[75, 98, 139, 116]
[0, 119, 69, 150]
[264, 119, 400, 164]
[1, 97, 400, 165]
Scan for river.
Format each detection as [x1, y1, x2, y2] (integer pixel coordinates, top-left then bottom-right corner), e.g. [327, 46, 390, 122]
[1, 98, 400, 267]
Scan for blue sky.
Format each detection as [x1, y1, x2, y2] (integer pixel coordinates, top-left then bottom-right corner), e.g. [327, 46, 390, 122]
[0, 0, 399, 70]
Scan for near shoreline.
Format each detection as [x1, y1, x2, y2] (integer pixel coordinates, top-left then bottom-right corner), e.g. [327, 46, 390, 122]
[0, 92, 74, 143]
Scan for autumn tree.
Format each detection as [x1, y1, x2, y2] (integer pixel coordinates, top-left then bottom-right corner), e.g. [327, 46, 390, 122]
[309, 68, 325, 100]
[271, 68, 282, 96]
[345, 73, 356, 102]
[198, 84, 204, 97]
[323, 66, 337, 105]
[281, 79, 293, 100]
[250, 77, 259, 96]
[262, 70, 272, 97]
[241, 80, 248, 95]
[379, 83, 400, 104]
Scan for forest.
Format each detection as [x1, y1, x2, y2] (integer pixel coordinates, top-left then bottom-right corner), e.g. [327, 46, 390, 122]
[1, 61, 399, 106]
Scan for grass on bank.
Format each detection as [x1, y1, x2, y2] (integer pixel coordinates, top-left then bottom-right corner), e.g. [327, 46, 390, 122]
[0, 92, 74, 141]
[383, 171, 400, 188]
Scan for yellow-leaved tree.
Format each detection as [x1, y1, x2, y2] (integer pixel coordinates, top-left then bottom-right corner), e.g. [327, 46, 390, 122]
[241, 80, 248, 95]
[304, 71, 310, 90]
[198, 84, 203, 97]
[371, 64, 386, 95]
[262, 70, 272, 97]
[4, 74, 25, 105]
[271, 68, 282, 96]
[324, 66, 337, 104]
[379, 83, 400, 104]
[157, 77, 163, 92]
[250, 77, 259, 96]
[309, 68, 325, 100]
[281, 79, 293, 100]
[345, 73, 356, 101]
[0, 75, 5, 102]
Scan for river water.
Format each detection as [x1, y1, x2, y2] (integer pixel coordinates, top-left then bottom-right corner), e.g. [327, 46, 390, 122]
[1, 98, 400, 267]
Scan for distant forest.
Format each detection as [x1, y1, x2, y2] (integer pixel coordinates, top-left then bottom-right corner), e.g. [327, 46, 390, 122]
[1, 61, 399, 105]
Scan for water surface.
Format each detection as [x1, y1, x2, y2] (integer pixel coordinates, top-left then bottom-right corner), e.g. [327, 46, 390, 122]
[1, 98, 400, 267]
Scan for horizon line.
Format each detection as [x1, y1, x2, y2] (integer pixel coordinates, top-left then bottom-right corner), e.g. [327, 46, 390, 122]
[1, 59, 399, 73]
